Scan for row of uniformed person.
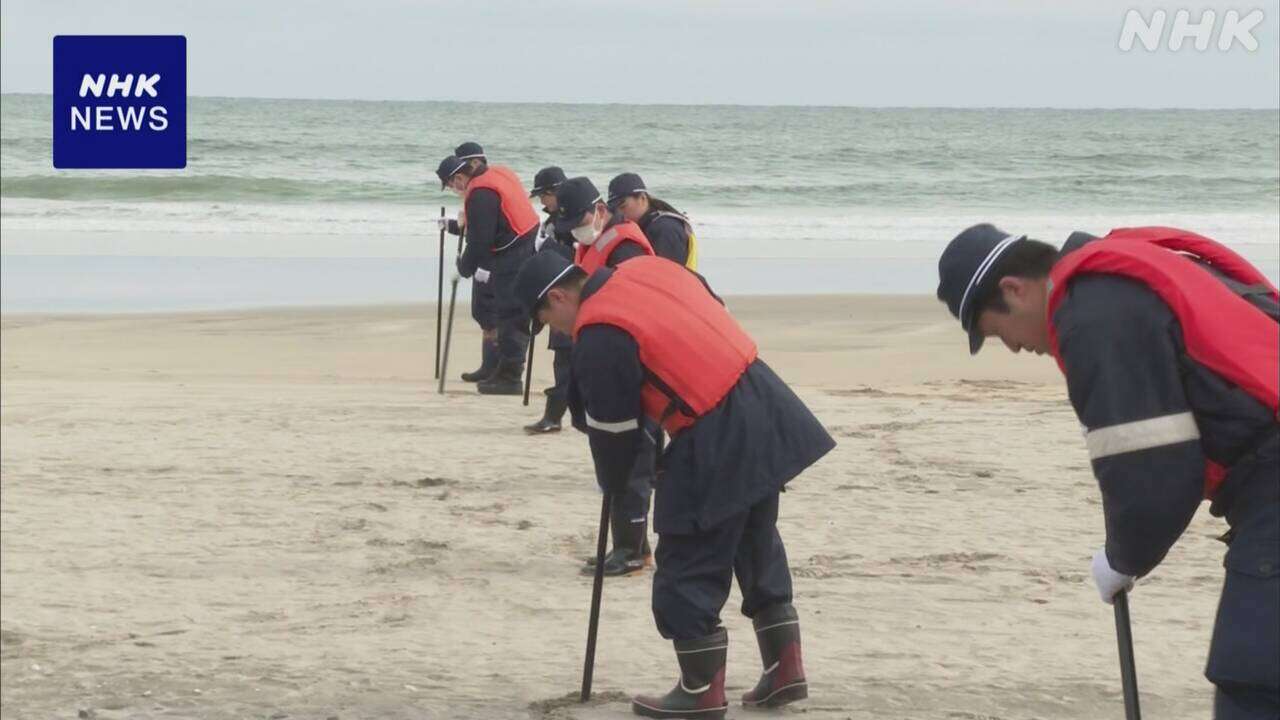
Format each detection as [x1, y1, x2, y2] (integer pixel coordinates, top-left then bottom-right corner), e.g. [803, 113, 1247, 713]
[436, 145, 699, 578]
[434, 145, 1278, 717]
[437, 146, 830, 718]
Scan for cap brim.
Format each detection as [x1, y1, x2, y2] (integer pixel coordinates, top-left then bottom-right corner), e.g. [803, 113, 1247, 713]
[967, 325, 985, 355]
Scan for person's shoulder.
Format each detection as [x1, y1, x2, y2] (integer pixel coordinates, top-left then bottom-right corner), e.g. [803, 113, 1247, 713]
[572, 324, 640, 375]
[648, 213, 685, 230]
[575, 323, 637, 350]
[1055, 273, 1173, 336]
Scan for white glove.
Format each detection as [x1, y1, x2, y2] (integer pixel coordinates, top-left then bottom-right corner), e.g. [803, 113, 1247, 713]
[1091, 548, 1136, 604]
[436, 217, 449, 230]
[474, 268, 491, 283]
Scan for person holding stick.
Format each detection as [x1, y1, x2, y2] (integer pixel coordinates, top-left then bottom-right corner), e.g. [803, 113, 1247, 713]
[936, 224, 1279, 719]
[436, 155, 499, 384]
[525, 165, 575, 433]
[555, 176, 660, 577]
[513, 250, 834, 718]
[440, 142, 538, 395]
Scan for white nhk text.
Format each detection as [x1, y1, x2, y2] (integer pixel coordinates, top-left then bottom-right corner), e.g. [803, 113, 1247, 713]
[71, 73, 169, 131]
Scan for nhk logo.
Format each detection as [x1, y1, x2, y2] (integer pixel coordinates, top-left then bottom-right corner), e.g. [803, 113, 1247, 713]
[73, 73, 169, 131]
[53, 35, 186, 169]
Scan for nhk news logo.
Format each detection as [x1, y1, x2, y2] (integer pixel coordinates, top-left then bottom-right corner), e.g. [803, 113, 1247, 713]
[53, 35, 187, 169]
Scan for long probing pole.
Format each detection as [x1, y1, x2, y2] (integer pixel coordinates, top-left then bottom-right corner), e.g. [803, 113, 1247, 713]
[438, 229, 465, 395]
[1114, 590, 1142, 720]
[580, 492, 611, 702]
[522, 331, 535, 407]
[435, 207, 445, 379]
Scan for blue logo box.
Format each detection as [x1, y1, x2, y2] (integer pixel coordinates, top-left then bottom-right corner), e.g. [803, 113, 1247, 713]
[53, 35, 187, 169]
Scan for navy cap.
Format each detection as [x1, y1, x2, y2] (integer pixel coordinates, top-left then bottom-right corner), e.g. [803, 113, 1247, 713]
[529, 166, 567, 197]
[606, 172, 647, 208]
[436, 155, 466, 189]
[514, 248, 586, 332]
[454, 141, 485, 160]
[936, 223, 1026, 354]
[554, 176, 602, 233]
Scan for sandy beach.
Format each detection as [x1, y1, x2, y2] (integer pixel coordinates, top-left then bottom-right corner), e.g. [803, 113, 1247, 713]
[1, 296, 1230, 719]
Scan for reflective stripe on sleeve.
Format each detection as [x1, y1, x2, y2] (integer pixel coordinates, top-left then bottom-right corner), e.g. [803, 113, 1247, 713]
[585, 413, 639, 434]
[1085, 412, 1200, 460]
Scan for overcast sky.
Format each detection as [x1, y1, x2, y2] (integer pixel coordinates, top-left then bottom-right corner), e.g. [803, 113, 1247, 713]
[3, 0, 1278, 107]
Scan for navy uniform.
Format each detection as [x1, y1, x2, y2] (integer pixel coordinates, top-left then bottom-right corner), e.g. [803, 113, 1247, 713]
[591, 173, 699, 579]
[525, 166, 576, 433]
[607, 172, 699, 270]
[436, 154, 499, 383]
[442, 142, 537, 395]
[556, 177, 658, 577]
[938, 224, 1279, 719]
[513, 251, 835, 719]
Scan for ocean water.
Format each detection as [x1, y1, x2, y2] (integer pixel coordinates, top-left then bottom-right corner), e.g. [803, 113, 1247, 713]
[2, 94, 1277, 311]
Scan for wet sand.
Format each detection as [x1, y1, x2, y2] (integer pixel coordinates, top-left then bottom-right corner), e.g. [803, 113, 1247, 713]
[1, 297, 1226, 719]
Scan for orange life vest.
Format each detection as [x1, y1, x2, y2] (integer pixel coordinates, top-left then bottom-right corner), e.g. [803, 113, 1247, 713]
[1046, 226, 1280, 498]
[573, 256, 758, 436]
[464, 165, 540, 246]
[574, 221, 655, 274]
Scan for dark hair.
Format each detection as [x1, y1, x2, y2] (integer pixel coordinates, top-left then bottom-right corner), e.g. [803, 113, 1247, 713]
[460, 158, 488, 176]
[646, 196, 684, 217]
[972, 239, 1059, 314]
[600, 203, 628, 232]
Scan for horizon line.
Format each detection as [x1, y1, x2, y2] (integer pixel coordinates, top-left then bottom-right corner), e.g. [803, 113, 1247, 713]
[2, 91, 1277, 112]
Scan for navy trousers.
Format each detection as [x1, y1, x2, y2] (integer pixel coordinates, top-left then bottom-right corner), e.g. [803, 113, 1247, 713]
[1206, 451, 1279, 719]
[469, 276, 495, 332]
[652, 491, 793, 640]
[610, 437, 654, 551]
[547, 343, 571, 406]
[491, 241, 533, 364]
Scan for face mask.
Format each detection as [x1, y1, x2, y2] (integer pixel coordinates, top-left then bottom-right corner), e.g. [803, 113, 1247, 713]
[571, 223, 596, 245]
[571, 210, 604, 245]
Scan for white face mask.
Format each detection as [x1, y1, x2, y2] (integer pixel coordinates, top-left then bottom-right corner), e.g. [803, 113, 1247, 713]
[571, 223, 597, 245]
[571, 210, 603, 245]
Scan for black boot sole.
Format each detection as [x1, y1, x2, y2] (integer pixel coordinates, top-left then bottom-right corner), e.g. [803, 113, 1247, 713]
[631, 700, 727, 719]
[580, 557, 650, 577]
[523, 422, 561, 435]
[476, 383, 523, 396]
[743, 680, 808, 708]
[582, 552, 653, 568]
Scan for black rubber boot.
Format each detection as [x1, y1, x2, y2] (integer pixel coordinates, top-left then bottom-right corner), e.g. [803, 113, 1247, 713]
[582, 546, 651, 576]
[631, 628, 728, 719]
[523, 393, 567, 434]
[583, 513, 651, 576]
[461, 338, 498, 383]
[742, 603, 808, 708]
[477, 359, 523, 396]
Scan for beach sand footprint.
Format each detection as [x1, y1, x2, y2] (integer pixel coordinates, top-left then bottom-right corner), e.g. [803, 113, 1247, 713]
[530, 691, 632, 720]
